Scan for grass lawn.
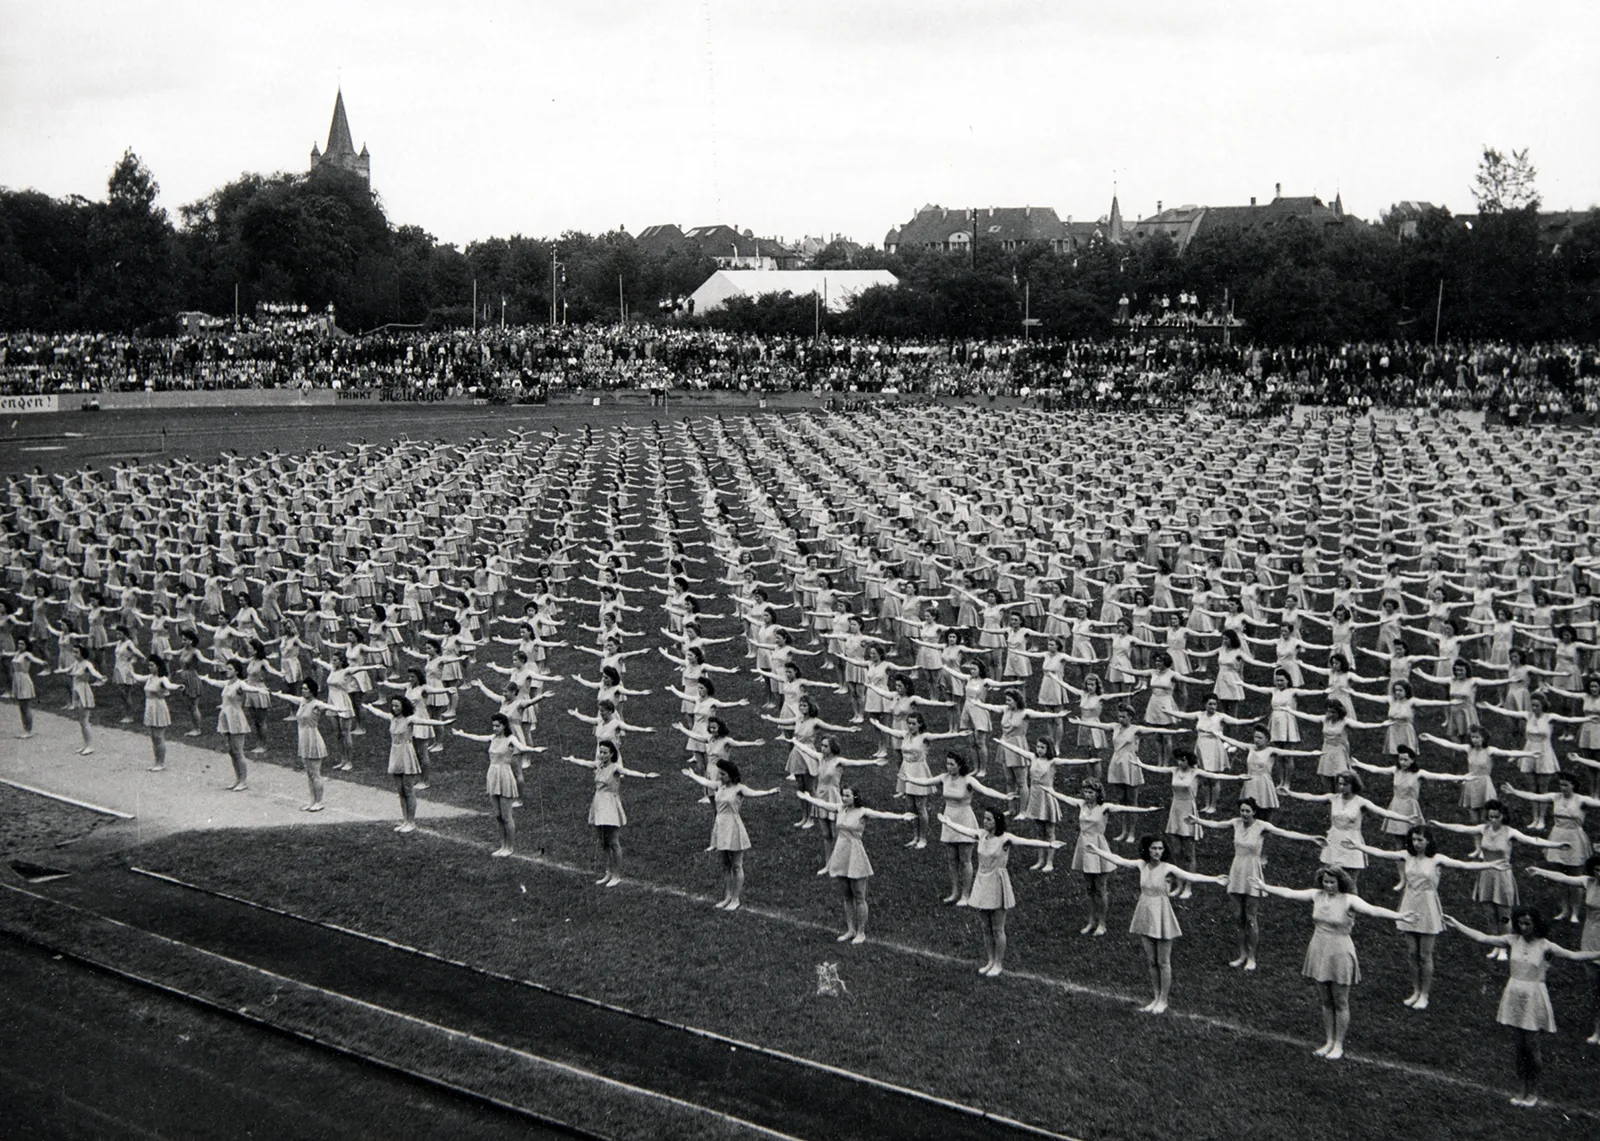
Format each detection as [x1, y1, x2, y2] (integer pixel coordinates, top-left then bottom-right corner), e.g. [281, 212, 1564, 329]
[0, 784, 110, 859]
[11, 402, 1600, 1140]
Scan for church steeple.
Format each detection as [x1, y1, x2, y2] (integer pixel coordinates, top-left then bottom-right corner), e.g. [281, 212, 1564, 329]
[310, 89, 370, 187]
[1108, 190, 1125, 244]
[325, 88, 356, 156]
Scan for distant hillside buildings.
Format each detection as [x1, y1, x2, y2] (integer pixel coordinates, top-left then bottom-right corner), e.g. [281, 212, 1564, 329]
[884, 199, 1124, 255]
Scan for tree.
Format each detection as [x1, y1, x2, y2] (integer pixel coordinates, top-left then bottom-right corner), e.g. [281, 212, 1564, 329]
[1473, 147, 1540, 214]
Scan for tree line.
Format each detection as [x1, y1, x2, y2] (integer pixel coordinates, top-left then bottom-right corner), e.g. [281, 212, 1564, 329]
[2, 148, 1596, 344]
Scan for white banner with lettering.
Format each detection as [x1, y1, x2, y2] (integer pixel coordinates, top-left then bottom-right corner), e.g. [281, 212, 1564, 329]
[0, 394, 60, 414]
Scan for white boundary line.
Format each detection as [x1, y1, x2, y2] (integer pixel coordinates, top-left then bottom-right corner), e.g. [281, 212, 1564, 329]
[0, 882, 800, 1141]
[0, 778, 135, 819]
[132, 840, 1600, 1124]
[130, 866, 1082, 1140]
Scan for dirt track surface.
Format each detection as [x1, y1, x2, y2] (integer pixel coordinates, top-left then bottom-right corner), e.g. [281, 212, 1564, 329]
[37, 866, 1058, 1141]
[0, 930, 571, 1141]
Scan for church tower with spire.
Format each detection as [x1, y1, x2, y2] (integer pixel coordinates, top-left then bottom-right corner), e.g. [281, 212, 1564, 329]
[309, 89, 370, 186]
[1107, 191, 1126, 244]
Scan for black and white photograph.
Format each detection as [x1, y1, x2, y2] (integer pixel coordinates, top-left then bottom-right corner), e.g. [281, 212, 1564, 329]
[2, 2, 1599, 1138]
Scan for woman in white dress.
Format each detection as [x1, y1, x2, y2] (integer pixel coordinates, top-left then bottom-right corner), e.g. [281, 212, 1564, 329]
[1443, 909, 1600, 1108]
[796, 786, 914, 943]
[564, 738, 658, 882]
[680, 761, 781, 911]
[937, 808, 1063, 977]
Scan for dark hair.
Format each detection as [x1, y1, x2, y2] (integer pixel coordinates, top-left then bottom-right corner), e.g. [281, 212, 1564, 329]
[1405, 826, 1437, 857]
[490, 712, 512, 735]
[390, 694, 416, 717]
[1313, 866, 1355, 893]
[1237, 796, 1261, 814]
[147, 655, 169, 677]
[717, 760, 741, 786]
[1138, 834, 1166, 861]
[596, 740, 619, 763]
[985, 808, 1009, 835]
[945, 751, 974, 776]
[301, 676, 321, 699]
[1509, 906, 1550, 939]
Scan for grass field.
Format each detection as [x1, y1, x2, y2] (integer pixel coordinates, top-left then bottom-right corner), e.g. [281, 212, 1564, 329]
[7, 402, 1600, 1141]
[0, 784, 109, 859]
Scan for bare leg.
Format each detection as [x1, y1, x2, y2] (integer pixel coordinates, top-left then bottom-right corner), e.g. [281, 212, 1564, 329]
[987, 909, 1008, 975]
[227, 734, 248, 788]
[851, 879, 869, 943]
[304, 758, 325, 809]
[1140, 937, 1161, 1011]
[1327, 983, 1351, 1059]
[942, 843, 962, 903]
[727, 851, 746, 909]
[148, 726, 167, 770]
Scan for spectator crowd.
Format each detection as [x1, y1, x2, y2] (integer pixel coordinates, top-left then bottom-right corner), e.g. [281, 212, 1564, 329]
[3, 323, 1598, 420]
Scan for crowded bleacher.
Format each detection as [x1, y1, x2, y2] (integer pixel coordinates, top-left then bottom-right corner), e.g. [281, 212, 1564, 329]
[3, 323, 1598, 419]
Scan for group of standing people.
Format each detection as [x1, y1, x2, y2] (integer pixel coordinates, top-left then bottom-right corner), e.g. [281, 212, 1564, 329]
[6, 403, 1600, 1107]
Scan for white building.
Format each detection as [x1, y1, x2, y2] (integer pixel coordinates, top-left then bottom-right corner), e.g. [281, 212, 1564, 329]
[689, 270, 899, 315]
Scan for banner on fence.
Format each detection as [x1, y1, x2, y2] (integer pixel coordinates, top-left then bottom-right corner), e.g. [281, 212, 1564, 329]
[0, 394, 60, 414]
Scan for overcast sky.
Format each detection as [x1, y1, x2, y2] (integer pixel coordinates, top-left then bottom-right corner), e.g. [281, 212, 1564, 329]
[2, 1, 1595, 248]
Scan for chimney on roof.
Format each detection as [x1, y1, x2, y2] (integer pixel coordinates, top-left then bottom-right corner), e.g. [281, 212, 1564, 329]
[1275, 182, 1282, 200]
[1250, 196, 1256, 206]
[1157, 200, 1163, 213]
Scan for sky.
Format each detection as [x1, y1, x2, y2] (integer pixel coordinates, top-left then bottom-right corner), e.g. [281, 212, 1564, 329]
[2, 1, 1596, 249]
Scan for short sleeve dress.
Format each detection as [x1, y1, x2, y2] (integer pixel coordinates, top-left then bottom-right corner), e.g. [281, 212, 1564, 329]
[142, 676, 173, 729]
[1496, 939, 1557, 1033]
[1105, 725, 1144, 788]
[1241, 748, 1279, 810]
[826, 808, 874, 879]
[1071, 803, 1115, 874]
[386, 715, 422, 776]
[588, 762, 626, 827]
[1396, 854, 1445, 935]
[1165, 768, 1201, 838]
[897, 734, 933, 797]
[485, 735, 520, 798]
[1546, 797, 1593, 867]
[1129, 862, 1183, 939]
[939, 774, 980, 842]
[1021, 757, 1062, 823]
[216, 679, 251, 735]
[295, 699, 329, 762]
[1301, 892, 1361, 985]
[968, 834, 1017, 911]
[711, 785, 752, 851]
[1471, 825, 1519, 907]
[1319, 797, 1370, 869]
[1226, 819, 1268, 896]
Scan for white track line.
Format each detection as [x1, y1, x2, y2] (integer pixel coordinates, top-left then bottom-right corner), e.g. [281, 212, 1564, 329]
[0, 778, 135, 819]
[129, 862, 1600, 1125]
[159, 825, 1587, 1120]
[132, 866, 1081, 1140]
[2, 881, 801, 1141]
